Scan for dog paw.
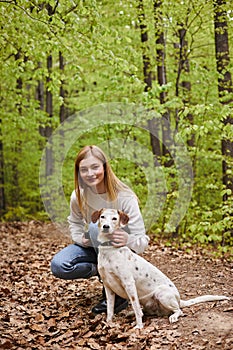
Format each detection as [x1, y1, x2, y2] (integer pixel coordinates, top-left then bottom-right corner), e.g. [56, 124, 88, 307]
[169, 310, 183, 323]
[106, 321, 117, 328]
[169, 315, 178, 323]
[133, 323, 144, 329]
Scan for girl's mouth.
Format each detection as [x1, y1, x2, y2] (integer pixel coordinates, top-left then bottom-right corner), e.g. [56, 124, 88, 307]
[87, 177, 96, 182]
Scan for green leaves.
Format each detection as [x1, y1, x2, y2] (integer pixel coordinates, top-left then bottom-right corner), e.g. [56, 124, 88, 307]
[0, 0, 233, 254]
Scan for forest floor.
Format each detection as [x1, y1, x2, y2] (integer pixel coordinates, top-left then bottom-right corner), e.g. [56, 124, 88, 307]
[0, 221, 232, 350]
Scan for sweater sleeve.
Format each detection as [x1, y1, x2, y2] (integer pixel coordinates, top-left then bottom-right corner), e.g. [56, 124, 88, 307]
[67, 191, 85, 246]
[121, 194, 150, 254]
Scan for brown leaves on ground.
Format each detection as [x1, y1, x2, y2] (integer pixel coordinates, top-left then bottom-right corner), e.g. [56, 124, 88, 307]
[0, 221, 232, 350]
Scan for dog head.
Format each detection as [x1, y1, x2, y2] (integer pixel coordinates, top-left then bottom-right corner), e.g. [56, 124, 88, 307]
[91, 208, 129, 234]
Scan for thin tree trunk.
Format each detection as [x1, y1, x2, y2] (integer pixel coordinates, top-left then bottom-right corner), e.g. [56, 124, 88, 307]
[213, 0, 233, 240]
[154, 0, 172, 161]
[59, 51, 68, 153]
[137, 0, 152, 91]
[175, 24, 194, 147]
[59, 51, 69, 126]
[45, 54, 53, 177]
[213, 0, 233, 197]
[42, 2, 58, 177]
[137, 0, 161, 158]
[36, 62, 45, 139]
[0, 117, 5, 216]
[59, 51, 66, 125]
[154, 0, 167, 105]
[11, 52, 22, 206]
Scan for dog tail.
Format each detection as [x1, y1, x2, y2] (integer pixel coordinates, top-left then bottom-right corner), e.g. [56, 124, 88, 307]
[180, 295, 229, 308]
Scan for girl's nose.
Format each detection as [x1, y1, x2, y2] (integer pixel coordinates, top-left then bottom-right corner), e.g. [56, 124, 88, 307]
[87, 168, 94, 176]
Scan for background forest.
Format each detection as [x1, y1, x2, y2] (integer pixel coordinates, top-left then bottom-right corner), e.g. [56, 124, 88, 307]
[1, 0, 233, 255]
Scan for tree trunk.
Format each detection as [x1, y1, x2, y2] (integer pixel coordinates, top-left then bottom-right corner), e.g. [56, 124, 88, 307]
[59, 51, 68, 151]
[42, 1, 59, 177]
[213, 0, 233, 198]
[45, 54, 53, 177]
[137, 0, 161, 158]
[175, 24, 194, 147]
[0, 117, 5, 216]
[137, 0, 152, 91]
[11, 52, 22, 206]
[213, 0, 233, 240]
[36, 62, 45, 139]
[153, 0, 172, 161]
[59, 51, 68, 125]
[154, 0, 167, 105]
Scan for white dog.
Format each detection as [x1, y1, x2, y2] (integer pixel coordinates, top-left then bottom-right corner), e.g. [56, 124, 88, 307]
[92, 208, 230, 329]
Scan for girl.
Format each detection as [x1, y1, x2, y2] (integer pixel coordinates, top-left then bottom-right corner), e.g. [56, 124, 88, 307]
[51, 145, 149, 314]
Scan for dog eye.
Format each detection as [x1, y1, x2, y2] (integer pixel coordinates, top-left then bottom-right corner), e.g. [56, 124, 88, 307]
[112, 217, 118, 221]
[100, 215, 105, 219]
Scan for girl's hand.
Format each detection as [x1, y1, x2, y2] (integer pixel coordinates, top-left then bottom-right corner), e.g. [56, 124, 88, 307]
[82, 234, 91, 247]
[111, 229, 128, 247]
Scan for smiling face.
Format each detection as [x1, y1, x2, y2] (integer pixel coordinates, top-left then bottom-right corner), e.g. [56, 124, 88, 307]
[79, 155, 105, 193]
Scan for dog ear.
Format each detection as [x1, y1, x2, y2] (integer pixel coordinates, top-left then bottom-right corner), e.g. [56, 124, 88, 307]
[118, 210, 129, 226]
[91, 209, 102, 223]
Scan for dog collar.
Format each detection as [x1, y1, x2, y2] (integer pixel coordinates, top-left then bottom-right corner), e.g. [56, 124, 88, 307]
[100, 241, 114, 246]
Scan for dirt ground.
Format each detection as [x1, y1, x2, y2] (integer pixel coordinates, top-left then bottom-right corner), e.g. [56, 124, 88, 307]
[0, 221, 232, 350]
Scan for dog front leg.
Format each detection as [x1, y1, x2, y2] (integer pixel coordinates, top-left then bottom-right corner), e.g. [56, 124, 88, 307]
[104, 286, 115, 323]
[123, 282, 143, 329]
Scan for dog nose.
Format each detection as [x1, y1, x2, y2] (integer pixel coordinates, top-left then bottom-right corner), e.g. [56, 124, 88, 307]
[103, 224, 110, 229]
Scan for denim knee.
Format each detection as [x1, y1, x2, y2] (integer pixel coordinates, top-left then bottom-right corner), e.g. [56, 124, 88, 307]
[51, 257, 98, 280]
[50, 243, 98, 280]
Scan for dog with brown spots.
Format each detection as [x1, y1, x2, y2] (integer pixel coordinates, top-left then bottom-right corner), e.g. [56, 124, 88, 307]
[92, 208, 229, 329]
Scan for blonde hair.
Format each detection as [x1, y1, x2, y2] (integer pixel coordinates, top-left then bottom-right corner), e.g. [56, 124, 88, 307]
[74, 145, 134, 217]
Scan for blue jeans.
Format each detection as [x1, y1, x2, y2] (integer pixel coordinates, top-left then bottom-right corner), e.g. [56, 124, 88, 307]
[51, 222, 99, 280]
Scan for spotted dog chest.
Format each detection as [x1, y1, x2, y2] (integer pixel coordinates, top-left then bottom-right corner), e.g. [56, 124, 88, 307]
[98, 246, 136, 278]
[98, 247, 133, 298]
[98, 247, 132, 280]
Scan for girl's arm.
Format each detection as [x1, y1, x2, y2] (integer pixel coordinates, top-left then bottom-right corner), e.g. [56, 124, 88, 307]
[67, 191, 86, 246]
[121, 195, 150, 254]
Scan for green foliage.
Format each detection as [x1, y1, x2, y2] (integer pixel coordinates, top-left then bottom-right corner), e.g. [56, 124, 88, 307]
[2, 206, 49, 222]
[0, 0, 233, 256]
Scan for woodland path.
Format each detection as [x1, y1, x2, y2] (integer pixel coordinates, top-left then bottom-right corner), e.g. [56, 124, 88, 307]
[0, 222, 232, 349]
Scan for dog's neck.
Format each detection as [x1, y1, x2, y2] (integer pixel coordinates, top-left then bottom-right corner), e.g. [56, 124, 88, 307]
[98, 231, 115, 247]
[100, 241, 114, 247]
